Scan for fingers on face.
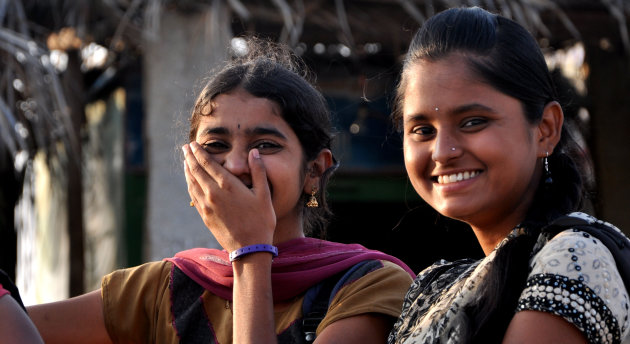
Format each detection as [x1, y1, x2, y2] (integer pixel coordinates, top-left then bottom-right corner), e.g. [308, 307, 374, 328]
[183, 157, 202, 210]
[183, 144, 211, 206]
[184, 143, 270, 200]
[189, 142, 237, 189]
[183, 143, 214, 189]
[248, 148, 270, 195]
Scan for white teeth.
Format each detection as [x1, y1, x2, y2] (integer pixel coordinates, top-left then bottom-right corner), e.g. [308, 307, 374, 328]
[437, 171, 479, 184]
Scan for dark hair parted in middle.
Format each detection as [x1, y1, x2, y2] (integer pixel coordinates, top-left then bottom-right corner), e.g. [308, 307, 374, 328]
[189, 38, 338, 237]
[394, 7, 591, 342]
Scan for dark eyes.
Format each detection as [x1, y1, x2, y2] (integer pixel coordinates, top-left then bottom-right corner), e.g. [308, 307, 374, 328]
[411, 126, 435, 136]
[202, 141, 229, 153]
[409, 117, 488, 139]
[253, 141, 281, 152]
[201, 140, 281, 154]
[461, 117, 487, 128]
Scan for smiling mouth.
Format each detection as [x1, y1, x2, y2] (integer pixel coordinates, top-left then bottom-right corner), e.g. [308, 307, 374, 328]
[433, 170, 481, 184]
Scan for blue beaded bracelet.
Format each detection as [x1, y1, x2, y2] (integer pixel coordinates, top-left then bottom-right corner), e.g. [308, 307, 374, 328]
[229, 244, 278, 262]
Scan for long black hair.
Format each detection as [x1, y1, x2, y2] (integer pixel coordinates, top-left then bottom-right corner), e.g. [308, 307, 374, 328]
[189, 37, 338, 237]
[393, 7, 590, 342]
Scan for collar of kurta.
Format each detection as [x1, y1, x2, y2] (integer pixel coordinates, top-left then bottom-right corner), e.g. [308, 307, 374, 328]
[164, 237, 414, 302]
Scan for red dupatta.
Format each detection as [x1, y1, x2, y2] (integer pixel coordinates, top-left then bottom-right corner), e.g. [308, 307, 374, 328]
[165, 237, 414, 302]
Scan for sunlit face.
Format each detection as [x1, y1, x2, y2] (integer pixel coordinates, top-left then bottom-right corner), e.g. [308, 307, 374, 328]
[194, 88, 309, 232]
[402, 55, 542, 231]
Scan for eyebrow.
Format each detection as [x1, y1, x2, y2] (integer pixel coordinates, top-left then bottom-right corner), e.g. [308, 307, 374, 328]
[451, 103, 496, 115]
[196, 126, 288, 140]
[197, 127, 229, 137]
[405, 103, 496, 124]
[248, 127, 288, 140]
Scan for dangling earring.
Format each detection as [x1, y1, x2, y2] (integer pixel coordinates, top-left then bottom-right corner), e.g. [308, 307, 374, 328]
[544, 152, 553, 185]
[307, 186, 319, 208]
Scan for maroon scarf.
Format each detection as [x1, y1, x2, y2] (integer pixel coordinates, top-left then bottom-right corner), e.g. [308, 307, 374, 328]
[165, 237, 414, 302]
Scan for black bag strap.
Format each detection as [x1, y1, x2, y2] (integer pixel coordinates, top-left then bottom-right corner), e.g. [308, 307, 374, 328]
[170, 266, 216, 343]
[542, 214, 630, 289]
[300, 260, 383, 343]
[300, 276, 336, 343]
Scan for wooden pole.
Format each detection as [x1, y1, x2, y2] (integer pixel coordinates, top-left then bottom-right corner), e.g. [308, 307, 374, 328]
[62, 50, 85, 296]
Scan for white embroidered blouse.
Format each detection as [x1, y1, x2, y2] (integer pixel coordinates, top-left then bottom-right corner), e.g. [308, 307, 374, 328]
[388, 213, 630, 344]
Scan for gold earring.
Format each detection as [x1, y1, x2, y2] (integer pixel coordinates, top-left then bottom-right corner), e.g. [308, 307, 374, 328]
[306, 187, 319, 208]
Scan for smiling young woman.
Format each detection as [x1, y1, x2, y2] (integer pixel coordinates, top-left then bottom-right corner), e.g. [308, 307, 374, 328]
[27, 38, 415, 344]
[189, 89, 309, 246]
[401, 56, 545, 247]
[388, 7, 630, 344]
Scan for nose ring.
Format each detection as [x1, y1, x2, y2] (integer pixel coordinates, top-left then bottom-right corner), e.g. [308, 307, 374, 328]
[451, 147, 456, 151]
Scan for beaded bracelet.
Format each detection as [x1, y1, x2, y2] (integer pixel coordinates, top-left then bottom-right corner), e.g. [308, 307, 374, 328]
[229, 244, 278, 262]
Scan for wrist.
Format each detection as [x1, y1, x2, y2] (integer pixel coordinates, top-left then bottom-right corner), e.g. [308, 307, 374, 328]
[229, 244, 278, 262]
[231, 250, 274, 277]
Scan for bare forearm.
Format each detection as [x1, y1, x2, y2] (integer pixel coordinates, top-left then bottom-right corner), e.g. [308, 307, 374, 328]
[27, 290, 112, 344]
[232, 252, 277, 344]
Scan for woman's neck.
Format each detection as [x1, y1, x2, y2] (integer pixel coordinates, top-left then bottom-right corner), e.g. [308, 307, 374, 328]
[471, 226, 513, 255]
[469, 215, 524, 255]
[272, 212, 306, 246]
[468, 187, 537, 255]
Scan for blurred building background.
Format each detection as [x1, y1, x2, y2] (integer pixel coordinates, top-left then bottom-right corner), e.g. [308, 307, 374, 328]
[1, 0, 629, 303]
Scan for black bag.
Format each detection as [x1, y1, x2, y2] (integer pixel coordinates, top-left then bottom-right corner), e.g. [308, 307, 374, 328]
[542, 213, 630, 289]
[281, 260, 384, 343]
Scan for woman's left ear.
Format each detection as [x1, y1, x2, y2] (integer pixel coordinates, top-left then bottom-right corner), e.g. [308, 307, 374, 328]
[536, 101, 564, 156]
[304, 149, 334, 193]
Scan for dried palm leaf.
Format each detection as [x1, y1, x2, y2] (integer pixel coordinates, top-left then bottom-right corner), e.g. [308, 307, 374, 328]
[335, 0, 355, 54]
[601, 0, 630, 54]
[0, 27, 78, 171]
[398, 0, 426, 25]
